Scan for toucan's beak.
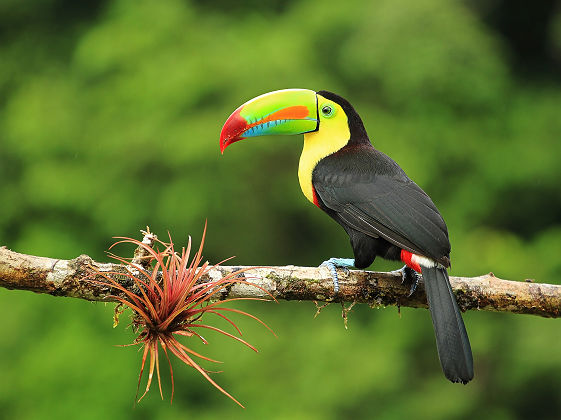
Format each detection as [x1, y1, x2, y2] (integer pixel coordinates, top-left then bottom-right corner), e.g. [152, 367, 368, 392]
[220, 89, 318, 153]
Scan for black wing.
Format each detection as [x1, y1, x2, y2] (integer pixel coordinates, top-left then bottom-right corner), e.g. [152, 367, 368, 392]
[312, 146, 450, 264]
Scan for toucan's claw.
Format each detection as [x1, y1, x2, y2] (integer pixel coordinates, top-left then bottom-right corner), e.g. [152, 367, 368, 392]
[320, 258, 355, 294]
[393, 265, 422, 296]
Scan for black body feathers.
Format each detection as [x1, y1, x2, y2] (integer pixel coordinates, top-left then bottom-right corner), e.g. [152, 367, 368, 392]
[312, 145, 450, 267]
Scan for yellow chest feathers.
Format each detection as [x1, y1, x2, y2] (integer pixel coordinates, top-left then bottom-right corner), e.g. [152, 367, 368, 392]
[298, 106, 350, 204]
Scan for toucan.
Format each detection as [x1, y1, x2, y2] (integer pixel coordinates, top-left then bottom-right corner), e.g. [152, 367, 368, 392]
[219, 89, 473, 384]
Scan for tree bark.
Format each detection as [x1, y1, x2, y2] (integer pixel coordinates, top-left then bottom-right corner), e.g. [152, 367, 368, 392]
[0, 246, 559, 318]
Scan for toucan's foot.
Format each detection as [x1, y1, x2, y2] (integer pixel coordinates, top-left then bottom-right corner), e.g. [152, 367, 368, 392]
[393, 265, 422, 297]
[320, 258, 355, 294]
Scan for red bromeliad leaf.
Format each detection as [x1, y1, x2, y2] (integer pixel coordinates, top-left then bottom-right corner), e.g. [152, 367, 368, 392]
[91, 223, 275, 407]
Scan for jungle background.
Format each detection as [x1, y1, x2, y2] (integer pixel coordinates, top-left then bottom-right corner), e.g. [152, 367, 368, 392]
[1, 0, 561, 418]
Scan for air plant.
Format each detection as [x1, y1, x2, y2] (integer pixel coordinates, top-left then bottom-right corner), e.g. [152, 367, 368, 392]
[92, 224, 274, 407]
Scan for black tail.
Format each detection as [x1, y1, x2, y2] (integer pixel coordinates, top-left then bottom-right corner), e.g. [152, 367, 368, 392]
[421, 265, 473, 384]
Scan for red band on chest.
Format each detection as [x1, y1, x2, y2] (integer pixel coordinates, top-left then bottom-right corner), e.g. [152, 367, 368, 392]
[400, 250, 422, 273]
[311, 186, 321, 208]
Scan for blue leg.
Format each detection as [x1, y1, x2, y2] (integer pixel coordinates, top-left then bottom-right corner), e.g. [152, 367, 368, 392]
[320, 258, 355, 294]
[392, 265, 422, 296]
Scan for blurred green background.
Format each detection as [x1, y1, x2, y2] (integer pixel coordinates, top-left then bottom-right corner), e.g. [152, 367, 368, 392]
[1, 0, 561, 418]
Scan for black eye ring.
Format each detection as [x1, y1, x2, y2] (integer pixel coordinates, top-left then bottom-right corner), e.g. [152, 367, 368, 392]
[321, 104, 335, 118]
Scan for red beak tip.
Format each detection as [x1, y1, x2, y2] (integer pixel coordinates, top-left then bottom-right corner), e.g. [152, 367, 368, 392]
[219, 137, 229, 154]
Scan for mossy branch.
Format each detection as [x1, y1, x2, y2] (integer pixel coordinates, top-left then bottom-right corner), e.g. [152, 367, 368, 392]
[1, 246, 559, 318]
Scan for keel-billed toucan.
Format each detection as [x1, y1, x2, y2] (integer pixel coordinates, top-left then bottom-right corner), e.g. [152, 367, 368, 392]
[219, 89, 473, 384]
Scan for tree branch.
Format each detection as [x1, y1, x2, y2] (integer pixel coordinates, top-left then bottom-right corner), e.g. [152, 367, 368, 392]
[0, 246, 559, 318]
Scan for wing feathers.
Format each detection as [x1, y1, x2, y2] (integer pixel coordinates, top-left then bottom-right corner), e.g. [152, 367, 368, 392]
[312, 147, 450, 262]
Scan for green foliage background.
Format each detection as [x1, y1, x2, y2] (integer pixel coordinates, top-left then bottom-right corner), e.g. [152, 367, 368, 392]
[1, 0, 561, 418]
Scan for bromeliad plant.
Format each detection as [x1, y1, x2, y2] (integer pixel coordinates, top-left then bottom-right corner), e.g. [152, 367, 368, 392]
[93, 225, 274, 407]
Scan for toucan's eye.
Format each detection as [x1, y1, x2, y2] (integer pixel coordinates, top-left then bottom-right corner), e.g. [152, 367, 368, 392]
[321, 104, 335, 118]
